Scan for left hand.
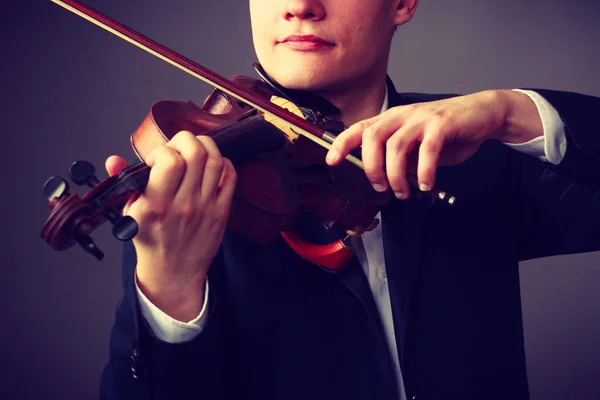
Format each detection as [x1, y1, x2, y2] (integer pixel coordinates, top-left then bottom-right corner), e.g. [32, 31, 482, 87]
[325, 90, 512, 199]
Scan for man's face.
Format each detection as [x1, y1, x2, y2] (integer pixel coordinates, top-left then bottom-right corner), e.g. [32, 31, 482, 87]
[249, 0, 415, 93]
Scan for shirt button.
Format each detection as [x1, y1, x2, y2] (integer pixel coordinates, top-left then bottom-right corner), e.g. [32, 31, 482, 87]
[377, 264, 387, 279]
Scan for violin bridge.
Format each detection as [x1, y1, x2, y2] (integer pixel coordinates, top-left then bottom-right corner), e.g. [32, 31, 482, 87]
[264, 96, 305, 143]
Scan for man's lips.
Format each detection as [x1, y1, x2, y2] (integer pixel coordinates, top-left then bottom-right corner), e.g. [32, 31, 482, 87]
[282, 34, 334, 45]
[280, 35, 334, 51]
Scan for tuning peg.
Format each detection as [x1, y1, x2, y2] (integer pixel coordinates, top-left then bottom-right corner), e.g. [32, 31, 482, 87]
[74, 232, 104, 260]
[103, 208, 138, 241]
[112, 216, 139, 241]
[43, 177, 71, 201]
[70, 160, 100, 188]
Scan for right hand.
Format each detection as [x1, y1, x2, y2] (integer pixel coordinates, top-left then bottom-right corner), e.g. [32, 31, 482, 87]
[105, 131, 237, 321]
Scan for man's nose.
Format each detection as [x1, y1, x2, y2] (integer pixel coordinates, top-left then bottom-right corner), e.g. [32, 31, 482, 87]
[283, 0, 325, 21]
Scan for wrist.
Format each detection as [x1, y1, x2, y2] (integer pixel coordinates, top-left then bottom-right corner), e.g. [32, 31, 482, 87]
[135, 265, 207, 322]
[493, 89, 544, 144]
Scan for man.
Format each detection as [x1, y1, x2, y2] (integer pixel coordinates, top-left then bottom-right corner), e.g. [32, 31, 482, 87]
[100, 1, 600, 399]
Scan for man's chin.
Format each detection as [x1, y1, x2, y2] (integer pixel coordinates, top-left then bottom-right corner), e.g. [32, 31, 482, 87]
[267, 65, 341, 93]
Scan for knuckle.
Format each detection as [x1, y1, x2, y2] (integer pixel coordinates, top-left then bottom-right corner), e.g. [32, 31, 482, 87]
[362, 154, 384, 180]
[155, 145, 179, 163]
[362, 154, 381, 172]
[205, 155, 224, 172]
[145, 205, 167, 222]
[349, 120, 369, 132]
[178, 199, 197, 219]
[162, 152, 185, 172]
[200, 135, 217, 147]
[386, 167, 406, 188]
[187, 145, 208, 164]
[363, 166, 376, 177]
[227, 166, 238, 183]
[430, 112, 449, 126]
[223, 158, 237, 174]
[387, 134, 409, 152]
[363, 125, 383, 141]
[331, 135, 348, 151]
[418, 163, 436, 180]
[419, 160, 435, 174]
[219, 159, 237, 185]
[213, 209, 229, 224]
[148, 146, 164, 161]
[330, 139, 345, 152]
[420, 138, 440, 154]
[173, 130, 194, 141]
[364, 166, 384, 182]
[401, 104, 418, 115]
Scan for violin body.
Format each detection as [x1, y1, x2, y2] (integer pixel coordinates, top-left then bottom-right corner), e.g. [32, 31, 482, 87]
[130, 75, 390, 243]
[41, 0, 453, 270]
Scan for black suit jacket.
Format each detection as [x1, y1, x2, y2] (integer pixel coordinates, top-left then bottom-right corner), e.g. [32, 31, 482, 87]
[100, 80, 600, 400]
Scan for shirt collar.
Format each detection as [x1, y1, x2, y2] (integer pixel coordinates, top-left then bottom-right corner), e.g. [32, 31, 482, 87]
[379, 84, 389, 114]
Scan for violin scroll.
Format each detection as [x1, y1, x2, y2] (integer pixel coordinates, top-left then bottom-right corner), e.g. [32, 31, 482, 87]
[41, 160, 141, 260]
[42, 0, 458, 269]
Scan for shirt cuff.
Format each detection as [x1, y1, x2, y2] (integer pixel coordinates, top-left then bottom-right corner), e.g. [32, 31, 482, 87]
[135, 274, 210, 343]
[502, 89, 567, 165]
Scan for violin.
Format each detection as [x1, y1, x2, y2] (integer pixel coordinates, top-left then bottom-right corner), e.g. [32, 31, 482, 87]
[41, 0, 456, 271]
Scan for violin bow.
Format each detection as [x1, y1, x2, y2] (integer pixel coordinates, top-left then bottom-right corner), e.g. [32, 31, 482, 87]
[51, 0, 456, 206]
[50, 0, 361, 166]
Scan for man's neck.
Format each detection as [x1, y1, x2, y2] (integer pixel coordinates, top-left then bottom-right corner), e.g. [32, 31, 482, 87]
[314, 74, 388, 128]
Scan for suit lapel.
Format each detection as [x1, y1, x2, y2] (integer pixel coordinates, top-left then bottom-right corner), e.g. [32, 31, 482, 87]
[381, 80, 433, 366]
[297, 78, 434, 368]
[381, 196, 431, 367]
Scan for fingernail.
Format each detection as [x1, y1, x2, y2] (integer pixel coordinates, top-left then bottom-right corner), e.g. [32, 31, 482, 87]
[394, 192, 406, 199]
[326, 150, 339, 164]
[419, 183, 430, 192]
[373, 183, 386, 192]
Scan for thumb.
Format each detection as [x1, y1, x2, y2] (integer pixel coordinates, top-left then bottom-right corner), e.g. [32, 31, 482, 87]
[105, 155, 130, 177]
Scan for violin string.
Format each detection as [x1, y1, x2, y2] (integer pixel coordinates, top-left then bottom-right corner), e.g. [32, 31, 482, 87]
[92, 163, 148, 206]
[205, 97, 307, 144]
[96, 108, 291, 205]
[52, 0, 355, 166]
[207, 113, 272, 142]
[94, 112, 282, 207]
[51, 1, 455, 216]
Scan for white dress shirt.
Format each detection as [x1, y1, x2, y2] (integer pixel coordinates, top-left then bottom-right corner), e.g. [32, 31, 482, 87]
[135, 88, 567, 399]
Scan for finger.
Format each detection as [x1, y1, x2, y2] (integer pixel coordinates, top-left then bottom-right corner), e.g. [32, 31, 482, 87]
[121, 191, 141, 217]
[325, 115, 382, 165]
[195, 135, 225, 202]
[417, 127, 444, 192]
[167, 131, 208, 203]
[361, 118, 399, 191]
[105, 155, 130, 177]
[386, 123, 421, 198]
[215, 158, 237, 215]
[144, 145, 186, 210]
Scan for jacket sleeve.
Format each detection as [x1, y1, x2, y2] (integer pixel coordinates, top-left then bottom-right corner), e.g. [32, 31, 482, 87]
[510, 89, 600, 261]
[99, 241, 226, 399]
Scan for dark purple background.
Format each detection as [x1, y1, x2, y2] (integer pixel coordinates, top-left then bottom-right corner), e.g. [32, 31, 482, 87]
[2, 0, 599, 398]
